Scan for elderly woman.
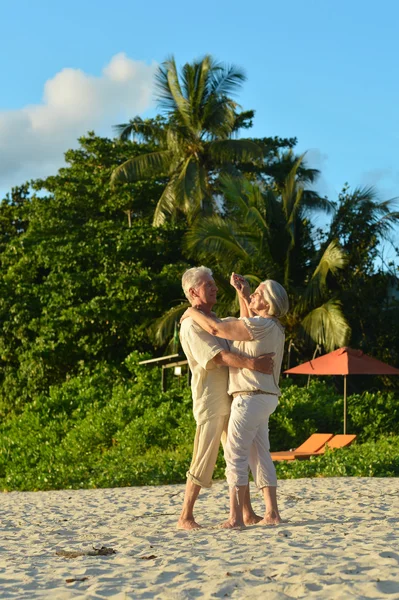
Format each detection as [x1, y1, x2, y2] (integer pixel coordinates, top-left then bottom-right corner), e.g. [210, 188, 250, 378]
[181, 274, 288, 528]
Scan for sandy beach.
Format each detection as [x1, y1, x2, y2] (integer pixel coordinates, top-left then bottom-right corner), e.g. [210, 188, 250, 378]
[1, 477, 399, 599]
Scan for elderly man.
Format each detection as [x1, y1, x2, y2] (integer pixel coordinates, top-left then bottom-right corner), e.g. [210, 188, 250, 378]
[178, 266, 274, 530]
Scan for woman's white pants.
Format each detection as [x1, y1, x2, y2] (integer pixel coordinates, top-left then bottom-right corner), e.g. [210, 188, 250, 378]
[224, 393, 278, 489]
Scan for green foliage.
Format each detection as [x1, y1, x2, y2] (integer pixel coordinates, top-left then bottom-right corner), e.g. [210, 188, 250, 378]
[0, 54, 398, 492]
[0, 356, 196, 490]
[1, 374, 398, 491]
[269, 379, 399, 448]
[275, 436, 399, 478]
[269, 380, 342, 450]
[0, 134, 189, 414]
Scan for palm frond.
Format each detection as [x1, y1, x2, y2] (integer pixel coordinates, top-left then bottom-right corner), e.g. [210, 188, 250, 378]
[219, 175, 267, 226]
[165, 127, 183, 155]
[155, 57, 194, 131]
[154, 56, 180, 112]
[281, 154, 305, 219]
[301, 299, 351, 352]
[153, 180, 178, 226]
[113, 116, 166, 143]
[232, 109, 255, 132]
[242, 178, 267, 213]
[114, 122, 134, 141]
[279, 155, 311, 287]
[219, 173, 244, 197]
[246, 205, 268, 232]
[272, 150, 320, 187]
[219, 174, 250, 214]
[111, 151, 172, 183]
[153, 302, 189, 345]
[185, 215, 251, 263]
[377, 209, 399, 236]
[369, 196, 399, 237]
[174, 158, 203, 219]
[183, 58, 211, 126]
[209, 139, 263, 164]
[262, 188, 284, 224]
[314, 239, 348, 278]
[202, 97, 237, 139]
[214, 176, 276, 274]
[207, 62, 246, 97]
[180, 62, 196, 106]
[331, 186, 399, 241]
[300, 240, 347, 309]
[374, 197, 399, 214]
[301, 190, 335, 214]
[348, 185, 377, 205]
[242, 186, 269, 233]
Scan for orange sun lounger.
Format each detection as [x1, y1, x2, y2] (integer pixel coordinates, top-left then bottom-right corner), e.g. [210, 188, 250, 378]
[271, 433, 357, 461]
[293, 434, 357, 459]
[270, 433, 334, 461]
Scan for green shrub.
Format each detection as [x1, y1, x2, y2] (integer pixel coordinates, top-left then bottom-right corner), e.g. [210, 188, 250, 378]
[0, 355, 196, 490]
[275, 435, 399, 478]
[269, 379, 399, 450]
[1, 364, 398, 491]
[269, 380, 342, 450]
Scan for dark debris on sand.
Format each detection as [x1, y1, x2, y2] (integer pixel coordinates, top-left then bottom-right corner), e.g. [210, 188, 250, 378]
[56, 545, 116, 558]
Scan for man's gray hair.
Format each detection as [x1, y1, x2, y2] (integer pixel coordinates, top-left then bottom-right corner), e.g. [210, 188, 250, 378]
[261, 280, 289, 317]
[182, 266, 213, 302]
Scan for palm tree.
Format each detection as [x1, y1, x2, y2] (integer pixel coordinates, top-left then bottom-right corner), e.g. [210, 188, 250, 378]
[182, 158, 350, 352]
[324, 185, 399, 354]
[328, 185, 399, 272]
[111, 55, 263, 226]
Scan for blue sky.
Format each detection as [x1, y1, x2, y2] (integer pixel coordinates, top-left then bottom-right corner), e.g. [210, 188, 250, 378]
[2, 0, 398, 262]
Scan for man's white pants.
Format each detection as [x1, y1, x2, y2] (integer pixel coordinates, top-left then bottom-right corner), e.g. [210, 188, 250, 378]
[224, 393, 278, 489]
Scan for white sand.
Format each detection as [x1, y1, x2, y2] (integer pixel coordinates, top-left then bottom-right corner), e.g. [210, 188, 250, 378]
[1, 477, 399, 599]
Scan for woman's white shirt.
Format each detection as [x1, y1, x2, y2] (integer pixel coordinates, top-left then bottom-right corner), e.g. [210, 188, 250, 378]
[226, 316, 285, 396]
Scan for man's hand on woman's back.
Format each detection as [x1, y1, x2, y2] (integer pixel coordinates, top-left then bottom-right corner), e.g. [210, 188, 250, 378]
[254, 353, 275, 374]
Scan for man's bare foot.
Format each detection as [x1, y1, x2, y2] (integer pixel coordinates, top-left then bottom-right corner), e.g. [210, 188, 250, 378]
[219, 519, 246, 530]
[177, 518, 202, 530]
[243, 512, 263, 526]
[258, 511, 282, 526]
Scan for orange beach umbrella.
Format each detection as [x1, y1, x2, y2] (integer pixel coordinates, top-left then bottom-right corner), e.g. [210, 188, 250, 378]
[284, 347, 399, 434]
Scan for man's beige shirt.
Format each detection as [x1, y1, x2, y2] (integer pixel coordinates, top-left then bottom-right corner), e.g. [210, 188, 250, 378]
[180, 317, 231, 425]
[228, 316, 285, 396]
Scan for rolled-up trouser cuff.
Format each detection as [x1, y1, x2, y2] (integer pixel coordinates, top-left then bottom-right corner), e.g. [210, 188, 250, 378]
[225, 463, 250, 487]
[225, 468, 277, 488]
[255, 477, 278, 489]
[226, 470, 277, 489]
[186, 470, 212, 488]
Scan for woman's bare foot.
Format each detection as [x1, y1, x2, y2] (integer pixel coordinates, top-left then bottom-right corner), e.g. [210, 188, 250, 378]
[220, 519, 246, 530]
[243, 511, 263, 526]
[177, 518, 202, 530]
[258, 511, 283, 526]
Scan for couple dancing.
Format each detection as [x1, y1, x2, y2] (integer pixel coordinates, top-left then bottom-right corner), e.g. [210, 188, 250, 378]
[178, 266, 289, 530]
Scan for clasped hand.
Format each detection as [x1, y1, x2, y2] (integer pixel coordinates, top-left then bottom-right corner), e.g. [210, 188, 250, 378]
[230, 272, 250, 298]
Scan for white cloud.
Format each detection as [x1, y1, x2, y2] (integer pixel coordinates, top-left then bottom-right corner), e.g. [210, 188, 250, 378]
[0, 53, 157, 191]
